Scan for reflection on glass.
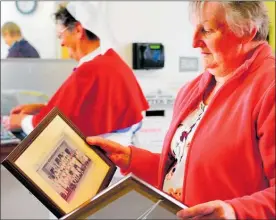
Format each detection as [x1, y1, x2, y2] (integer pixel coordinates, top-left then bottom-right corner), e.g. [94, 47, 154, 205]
[86, 190, 178, 219]
[138, 202, 178, 220]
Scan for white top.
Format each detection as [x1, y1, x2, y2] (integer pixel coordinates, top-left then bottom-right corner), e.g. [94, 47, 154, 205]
[21, 48, 101, 135]
[162, 101, 207, 201]
[77, 47, 101, 67]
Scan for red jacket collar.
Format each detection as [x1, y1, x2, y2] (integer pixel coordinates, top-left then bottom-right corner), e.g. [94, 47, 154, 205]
[199, 41, 273, 92]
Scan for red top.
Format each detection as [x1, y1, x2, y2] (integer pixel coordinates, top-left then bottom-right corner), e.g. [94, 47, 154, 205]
[122, 42, 275, 219]
[32, 49, 149, 136]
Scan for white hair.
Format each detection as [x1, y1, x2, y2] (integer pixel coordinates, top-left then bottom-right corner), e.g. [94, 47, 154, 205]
[189, 1, 269, 41]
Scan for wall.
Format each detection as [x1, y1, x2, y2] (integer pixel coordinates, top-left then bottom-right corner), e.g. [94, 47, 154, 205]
[1, 1, 201, 94]
[106, 1, 201, 94]
[1, 1, 57, 59]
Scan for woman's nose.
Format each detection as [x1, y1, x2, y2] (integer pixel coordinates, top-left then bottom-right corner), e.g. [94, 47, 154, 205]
[60, 39, 65, 47]
[192, 32, 201, 48]
[192, 28, 204, 48]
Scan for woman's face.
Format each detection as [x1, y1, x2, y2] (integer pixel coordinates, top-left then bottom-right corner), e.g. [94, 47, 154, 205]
[56, 23, 80, 60]
[2, 32, 15, 46]
[192, 2, 243, 77]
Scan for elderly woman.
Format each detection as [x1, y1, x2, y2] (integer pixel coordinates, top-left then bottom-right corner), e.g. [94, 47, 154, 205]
[87, 1, 275, 219]
[4, 2, 148, 145]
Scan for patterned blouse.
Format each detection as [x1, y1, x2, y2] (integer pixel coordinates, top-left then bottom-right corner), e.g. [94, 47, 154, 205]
[163, 101, 207, 201]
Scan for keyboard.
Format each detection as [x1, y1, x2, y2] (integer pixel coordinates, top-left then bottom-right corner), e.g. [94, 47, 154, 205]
[1, 121, 21, 145]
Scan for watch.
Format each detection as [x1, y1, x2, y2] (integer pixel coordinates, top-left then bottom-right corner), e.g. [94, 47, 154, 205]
[15, 0, 37, 15]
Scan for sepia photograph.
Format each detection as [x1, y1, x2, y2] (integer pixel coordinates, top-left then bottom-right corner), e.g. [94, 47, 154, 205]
[37, 138, 93, 202]
[2, 108, 116, 218]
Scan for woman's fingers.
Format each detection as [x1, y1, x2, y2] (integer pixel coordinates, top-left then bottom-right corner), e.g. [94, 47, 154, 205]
[86, 136, 131, 169]
[10, 105, 23, 114]
[86, 136, 128, 154]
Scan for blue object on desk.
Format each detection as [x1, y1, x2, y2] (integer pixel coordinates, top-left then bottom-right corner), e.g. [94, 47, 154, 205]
[12, 131, 27, 141]
[1, 124, 21, 145]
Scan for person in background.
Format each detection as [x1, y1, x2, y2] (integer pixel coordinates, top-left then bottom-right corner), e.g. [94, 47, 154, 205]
[87, 1, 275, 219]
[4, 2, 149, 147]
[1, 21, 40, 58]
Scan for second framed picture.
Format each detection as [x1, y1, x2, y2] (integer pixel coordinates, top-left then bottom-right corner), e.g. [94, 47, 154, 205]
[1, 107, 117, 218]
[61, 174, 188, 219]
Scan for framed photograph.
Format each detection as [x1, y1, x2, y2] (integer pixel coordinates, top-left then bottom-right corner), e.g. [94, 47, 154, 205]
[61, 174, 188, 219]
[1, 107, 117, 218]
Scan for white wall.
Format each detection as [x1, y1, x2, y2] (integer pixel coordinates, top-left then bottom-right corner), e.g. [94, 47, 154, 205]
[1, 1, 57, 59]
[105, 1, 202, 93]
[1, 1, 202, 93]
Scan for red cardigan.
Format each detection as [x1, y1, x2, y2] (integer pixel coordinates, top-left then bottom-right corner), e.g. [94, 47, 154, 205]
[123, 42, 275, 219]
[32, 49, 149, 136]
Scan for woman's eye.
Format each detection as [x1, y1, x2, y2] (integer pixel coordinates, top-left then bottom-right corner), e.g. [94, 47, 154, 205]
[202, 28, 211, 33]
[203, 29, 211, 33]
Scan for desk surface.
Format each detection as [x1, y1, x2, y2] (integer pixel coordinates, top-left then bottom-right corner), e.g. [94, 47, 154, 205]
[1, 143, 18, 163]
[1, 131, 25, 163]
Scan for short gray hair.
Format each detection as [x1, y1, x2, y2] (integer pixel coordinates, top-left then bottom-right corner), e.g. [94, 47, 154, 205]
[189, 1, 269, 41]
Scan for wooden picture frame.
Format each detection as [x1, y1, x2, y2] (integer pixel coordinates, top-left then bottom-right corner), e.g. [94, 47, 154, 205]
[1, 107, 117, 218]
[61, 174, 187, 219]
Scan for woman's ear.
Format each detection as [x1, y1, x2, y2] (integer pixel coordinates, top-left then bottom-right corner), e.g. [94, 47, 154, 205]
[241, 23, 258, 44]
[75, 22, 86, 40]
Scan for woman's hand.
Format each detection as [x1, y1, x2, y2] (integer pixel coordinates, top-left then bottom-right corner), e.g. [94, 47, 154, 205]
[10, 103, 45, 115]
[86, 137, 131, 170]
[3, 113, 28, 131]
[177, 200, 236, 219]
